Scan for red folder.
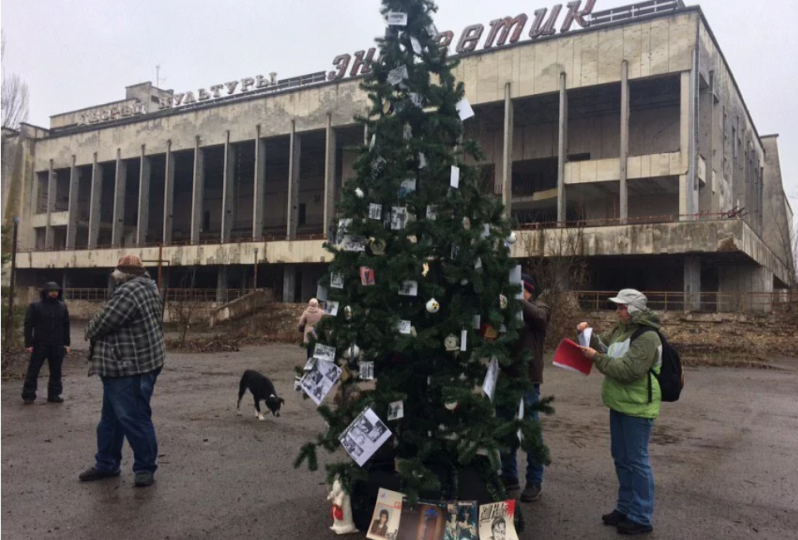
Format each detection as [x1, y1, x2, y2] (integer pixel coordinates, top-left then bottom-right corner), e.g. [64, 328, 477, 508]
[553, 339, 593, 375]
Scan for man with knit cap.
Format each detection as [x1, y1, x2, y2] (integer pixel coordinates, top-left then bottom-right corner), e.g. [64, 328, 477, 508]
[22, 281, 71, 404]
[79, 254, 165, 488]
[501, 273, 551, 502]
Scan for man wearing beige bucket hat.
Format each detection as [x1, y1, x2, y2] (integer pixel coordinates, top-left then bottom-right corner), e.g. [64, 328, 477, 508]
[80, 254, 165, 488]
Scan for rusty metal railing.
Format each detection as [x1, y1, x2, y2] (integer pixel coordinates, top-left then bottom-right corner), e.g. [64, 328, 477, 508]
[574, 290, 798, 314]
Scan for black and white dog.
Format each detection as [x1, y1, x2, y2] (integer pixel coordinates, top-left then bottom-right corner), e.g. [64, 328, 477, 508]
[237, 370, 284, 421]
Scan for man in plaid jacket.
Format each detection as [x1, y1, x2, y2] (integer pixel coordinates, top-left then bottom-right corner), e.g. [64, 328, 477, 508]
[79, 254, 165, 488]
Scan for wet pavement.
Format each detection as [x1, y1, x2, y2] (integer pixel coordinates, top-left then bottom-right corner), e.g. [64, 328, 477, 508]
[2, 342, 797, 539]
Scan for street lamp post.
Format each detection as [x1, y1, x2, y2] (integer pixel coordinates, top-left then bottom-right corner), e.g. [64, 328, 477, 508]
[5, 216, 20, 342]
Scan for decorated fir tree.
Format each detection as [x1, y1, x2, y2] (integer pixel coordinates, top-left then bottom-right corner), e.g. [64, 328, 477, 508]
[295, 0, 551, 519]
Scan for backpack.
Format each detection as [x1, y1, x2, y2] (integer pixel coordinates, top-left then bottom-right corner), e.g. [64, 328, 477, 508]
[630, 327, 684, 403]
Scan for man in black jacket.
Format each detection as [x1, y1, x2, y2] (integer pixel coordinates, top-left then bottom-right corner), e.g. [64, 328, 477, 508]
[22, 282, 71, 404]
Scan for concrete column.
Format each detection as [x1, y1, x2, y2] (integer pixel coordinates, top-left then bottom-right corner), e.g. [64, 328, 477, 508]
[221, 131, 236, 242]
[88, 154, 103, 249]
[190, 136, 205, 244]
[683, 256, 701, 312]
[66, 156, 80, 249]
[137, 145, 151, 246]
[323, 113, 337, 235]
[557, 73, 569, 224]
[283, 265, 297, 303]
[216, 266, 229, 304]
[112, 149, 127, 247]
[163, 140, 175, 245]
[501, 82, 514, 217]
[619, 61, 630, 222]
[286, 122, 301, 240]
[679, 56, 698, 220]
[44, 161, 55, 250]
[252, 125, 266, 239]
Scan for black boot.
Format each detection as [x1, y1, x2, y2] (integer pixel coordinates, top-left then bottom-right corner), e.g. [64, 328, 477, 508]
[617, 519, 653, 535]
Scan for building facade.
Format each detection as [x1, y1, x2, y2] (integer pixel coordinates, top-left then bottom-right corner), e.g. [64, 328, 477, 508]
[2, 0, 794, 309]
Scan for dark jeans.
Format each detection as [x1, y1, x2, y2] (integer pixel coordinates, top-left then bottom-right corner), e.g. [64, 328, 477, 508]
[610, 409, 655, 526]
[500, 384, 545, 485]
[22, 344, 65, 401]
[94, 368, 161, 475]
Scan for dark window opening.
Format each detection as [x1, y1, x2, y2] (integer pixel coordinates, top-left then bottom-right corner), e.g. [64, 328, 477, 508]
[298, 203, 307, 226]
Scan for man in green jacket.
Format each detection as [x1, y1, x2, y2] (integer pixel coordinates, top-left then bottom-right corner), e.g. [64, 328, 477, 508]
[578, 289, 662, 536]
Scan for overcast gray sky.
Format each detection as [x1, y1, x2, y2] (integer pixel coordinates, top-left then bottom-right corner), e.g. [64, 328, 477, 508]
[2, 0, 796, 207]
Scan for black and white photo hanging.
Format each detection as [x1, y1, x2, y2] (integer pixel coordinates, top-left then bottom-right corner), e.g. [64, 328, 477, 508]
[330, 272, 345, 289]
[398, 280, 418, 297]
[418, 152, 427, 169]
[396, 320, 412, 335]
[426, 205, 437, 220]
[313, 343, 337, 363]
[398, 178, 416, 198]
[359, 361, 374, 381]
[341, 235, 367, 252]
[301, 359, 341, 406]
[368, 203, 383, 220]
[339, 407, 393, 467]
[387, 400, 404, 421]
[323, 300, 340, 316]
[390, 207, 408, 230]
[387, 65, 408, 86]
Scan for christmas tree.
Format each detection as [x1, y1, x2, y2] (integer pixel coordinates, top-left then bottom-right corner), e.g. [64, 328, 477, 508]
[295, 0, 551, 513]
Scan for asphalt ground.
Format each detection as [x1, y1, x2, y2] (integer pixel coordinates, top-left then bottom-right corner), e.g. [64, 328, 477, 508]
[2, 340, 797, 540]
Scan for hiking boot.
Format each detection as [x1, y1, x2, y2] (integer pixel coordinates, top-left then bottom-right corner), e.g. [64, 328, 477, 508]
[602, 510, 627, 526]
[520, 483, 542, 502]
[79, 467, 120, 482]
[47, 396, 64, 403]
[134, 472, 155, 487]
[617, 519, 653, 535]
[500, 474, 520, 491]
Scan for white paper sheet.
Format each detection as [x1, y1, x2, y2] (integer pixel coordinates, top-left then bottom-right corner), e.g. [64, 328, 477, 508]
[398, 178, 416, 197]
[340, 407, 393, 467]
[316, 284, 328, 302]
[410, 36, 423, 54]
[472, 314, 481, 329]
[483, 357, 499, 401]
[579, 327, 593, 348]
[450, 165, 460, 188]
[386, 12, 407, 26]
[397, 320, 412, 335]
[460, 329, 468, 352]
[456, 98, 475, 121]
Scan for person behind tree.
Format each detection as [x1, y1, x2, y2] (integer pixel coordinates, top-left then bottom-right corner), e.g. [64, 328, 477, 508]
[78, 255, 165, 488]
[500, 273, 550, 502]
[21, 281, 71, 404]
[298, 298, 323, 358]
[577, 289, 662, 536]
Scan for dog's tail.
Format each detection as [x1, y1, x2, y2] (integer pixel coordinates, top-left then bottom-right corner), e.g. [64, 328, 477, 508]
[237, 373, 248, 411]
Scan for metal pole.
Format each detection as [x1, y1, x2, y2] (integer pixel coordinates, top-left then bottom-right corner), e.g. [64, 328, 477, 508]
[5, 216, 20, 341]
[253, 248, 258, 291]
[157, 243, 163, 292]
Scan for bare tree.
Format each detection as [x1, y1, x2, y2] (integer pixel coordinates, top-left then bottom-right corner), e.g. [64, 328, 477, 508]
[520, 208, 590, 348]
[1, 33, 30, 129]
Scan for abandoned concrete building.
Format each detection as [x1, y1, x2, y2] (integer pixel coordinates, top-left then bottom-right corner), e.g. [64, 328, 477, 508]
[2, 0, 794, 312]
